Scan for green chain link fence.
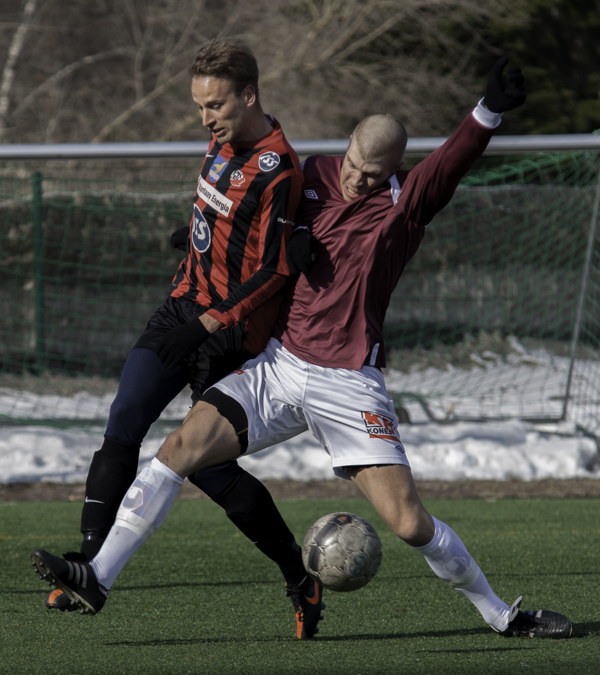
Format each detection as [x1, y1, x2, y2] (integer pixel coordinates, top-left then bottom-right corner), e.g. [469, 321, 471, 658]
[1, 150, 600, 433]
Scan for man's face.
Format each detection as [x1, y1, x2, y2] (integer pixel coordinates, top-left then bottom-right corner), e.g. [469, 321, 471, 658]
[191, 76, 254, 144]
[339, 141, 401, 203]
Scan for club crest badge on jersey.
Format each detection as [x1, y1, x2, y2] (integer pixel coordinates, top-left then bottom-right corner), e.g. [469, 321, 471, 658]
[191, 203, 211, 253]
[362, 412, 403, 444]
[230, 169, 245, 187]
[259, 151, 280, 172]
[208, 154, 229, 183]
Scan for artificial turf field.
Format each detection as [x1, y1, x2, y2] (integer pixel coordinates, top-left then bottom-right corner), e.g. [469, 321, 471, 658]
[1, 497, 598, 675]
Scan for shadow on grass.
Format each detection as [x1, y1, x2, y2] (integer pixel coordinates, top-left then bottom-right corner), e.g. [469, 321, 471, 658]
[423, 646, 533, 653]
[105, 627, 500, 647]
[572, 621, 600, 638]
[14, 570, 598, 597]
[7, 579, 270, 597]
[105, 622, 597, 647]
[114, 580, 273, 592]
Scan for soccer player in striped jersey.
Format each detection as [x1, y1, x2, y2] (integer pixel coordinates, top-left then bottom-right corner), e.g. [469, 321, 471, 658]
[33, 59, 570, 639]
[43, 38, 323, 638]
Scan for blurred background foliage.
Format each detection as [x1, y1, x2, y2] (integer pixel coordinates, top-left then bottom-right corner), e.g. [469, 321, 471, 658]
[0, 0, 598, 145]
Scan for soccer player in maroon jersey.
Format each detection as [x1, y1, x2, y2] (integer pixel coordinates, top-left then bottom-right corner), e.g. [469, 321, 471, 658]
[42, 38, 323, 638]
[32, 59, 571, 639]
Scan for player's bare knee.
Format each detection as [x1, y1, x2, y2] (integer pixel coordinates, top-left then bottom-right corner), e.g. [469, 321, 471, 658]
[156, 427, 187, 475]
[158, 400, 241, 476]
[394, 509, 432, 545]
[394, 509, 435, 547]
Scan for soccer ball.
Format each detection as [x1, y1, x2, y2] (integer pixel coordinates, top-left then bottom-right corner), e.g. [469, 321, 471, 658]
[302, 512, 382, 592]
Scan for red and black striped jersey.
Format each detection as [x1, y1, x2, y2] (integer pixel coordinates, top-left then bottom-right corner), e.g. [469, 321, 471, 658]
[170, 117, 303, 355]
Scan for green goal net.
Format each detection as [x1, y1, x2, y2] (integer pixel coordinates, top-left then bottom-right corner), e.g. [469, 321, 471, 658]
[1, 149, 600, 436]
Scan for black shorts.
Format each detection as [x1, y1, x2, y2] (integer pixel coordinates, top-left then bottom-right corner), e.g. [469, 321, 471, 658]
[133, 295, 254, 402]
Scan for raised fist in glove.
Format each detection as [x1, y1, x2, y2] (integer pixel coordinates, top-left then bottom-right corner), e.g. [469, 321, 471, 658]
[287, 227, 319, 276]
[483, 57, 526, 113]
[170, 226, 189, 252]
[155, 318, 210, 370]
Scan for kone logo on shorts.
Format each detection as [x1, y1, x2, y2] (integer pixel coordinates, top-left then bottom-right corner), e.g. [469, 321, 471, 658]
[362, 411, 402, 443]
[259, 151, 280, 172]
[208, 154, 229, 183]
[191, 203, 211, 253]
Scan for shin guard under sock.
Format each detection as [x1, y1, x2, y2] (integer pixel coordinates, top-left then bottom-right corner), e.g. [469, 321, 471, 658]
[81, 437, 140, 547]
[91, 458, 183, 590]
[415, 517, 510, 631]
[208, 469, 305, 585]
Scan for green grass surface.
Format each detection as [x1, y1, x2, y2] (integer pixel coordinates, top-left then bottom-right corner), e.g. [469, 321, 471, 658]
[1, 498, 599, 674]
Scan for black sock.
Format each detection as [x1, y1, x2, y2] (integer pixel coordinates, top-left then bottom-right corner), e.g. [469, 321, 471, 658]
[79, 533, 105, 561]
[208, 470, 306, 586]
[255, 539, 306, 588]
[80, 437, 140, 553]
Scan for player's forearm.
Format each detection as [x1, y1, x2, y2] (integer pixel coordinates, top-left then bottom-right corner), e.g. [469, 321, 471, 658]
[199, 312, 224, 333]
[205, 267, 289, 328]
[402, 110, 497, 225]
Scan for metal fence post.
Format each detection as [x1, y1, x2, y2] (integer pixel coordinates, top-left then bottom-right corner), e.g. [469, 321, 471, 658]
[31, 171, 46, 372]
[562, 161, 600, 420]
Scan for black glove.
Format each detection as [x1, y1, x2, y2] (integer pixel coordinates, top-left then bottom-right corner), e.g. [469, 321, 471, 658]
[483, 57, 526, 113]
[155, 318, 210, 370]
[287, 227, 318, 276]
[170, 226, 189, 252]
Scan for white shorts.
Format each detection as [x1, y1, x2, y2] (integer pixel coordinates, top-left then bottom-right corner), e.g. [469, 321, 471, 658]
[210, 338, 409, 479]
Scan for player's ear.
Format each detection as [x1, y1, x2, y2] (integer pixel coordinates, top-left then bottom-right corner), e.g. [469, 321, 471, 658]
[243, 84, 257, 107]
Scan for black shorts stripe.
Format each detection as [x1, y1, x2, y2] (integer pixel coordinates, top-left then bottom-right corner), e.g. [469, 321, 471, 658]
[200, 386, 249, 454]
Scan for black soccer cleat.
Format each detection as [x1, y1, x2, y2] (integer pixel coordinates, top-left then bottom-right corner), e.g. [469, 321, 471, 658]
[31, 549, 108, 616]
[44, 551, 89, 612]
[286, 575, 325, 640]
[45, 588, 78, 612]
[495, 596, 572, 639]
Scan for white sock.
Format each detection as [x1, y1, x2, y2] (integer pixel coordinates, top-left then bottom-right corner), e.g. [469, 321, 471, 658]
[90, 458, 183, 590]
[414, 517, 510, 631]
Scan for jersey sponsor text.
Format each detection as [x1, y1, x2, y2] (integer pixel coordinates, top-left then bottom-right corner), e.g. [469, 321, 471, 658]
[197, 176, 233, 217]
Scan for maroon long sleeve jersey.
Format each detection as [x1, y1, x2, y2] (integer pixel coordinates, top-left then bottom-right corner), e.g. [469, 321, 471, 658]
[170, 117, 303, 356]
[274, 108, 497, 370]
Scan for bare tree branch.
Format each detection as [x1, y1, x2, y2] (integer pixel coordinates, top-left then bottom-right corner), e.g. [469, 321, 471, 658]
[0, 0, 529, 143]
[0, 0, 37, 141]
[160, 112, 198, 141]
[91, 67, 189, 143]
[133, 17, 155, 102]
[13, 47, 135, 117]
[155, 12, 203, 87]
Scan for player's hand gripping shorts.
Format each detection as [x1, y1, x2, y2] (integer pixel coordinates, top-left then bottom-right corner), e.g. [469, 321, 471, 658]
[210, 338, 410, 479]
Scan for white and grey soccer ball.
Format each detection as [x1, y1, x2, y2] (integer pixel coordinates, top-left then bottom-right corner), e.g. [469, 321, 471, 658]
[302, 512, 382, 592]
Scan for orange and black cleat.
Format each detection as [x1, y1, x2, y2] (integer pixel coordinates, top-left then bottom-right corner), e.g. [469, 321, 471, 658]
[31, 549, 108, 615]
[286, 575, 325, 640]
[45, 588, 78, 612]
